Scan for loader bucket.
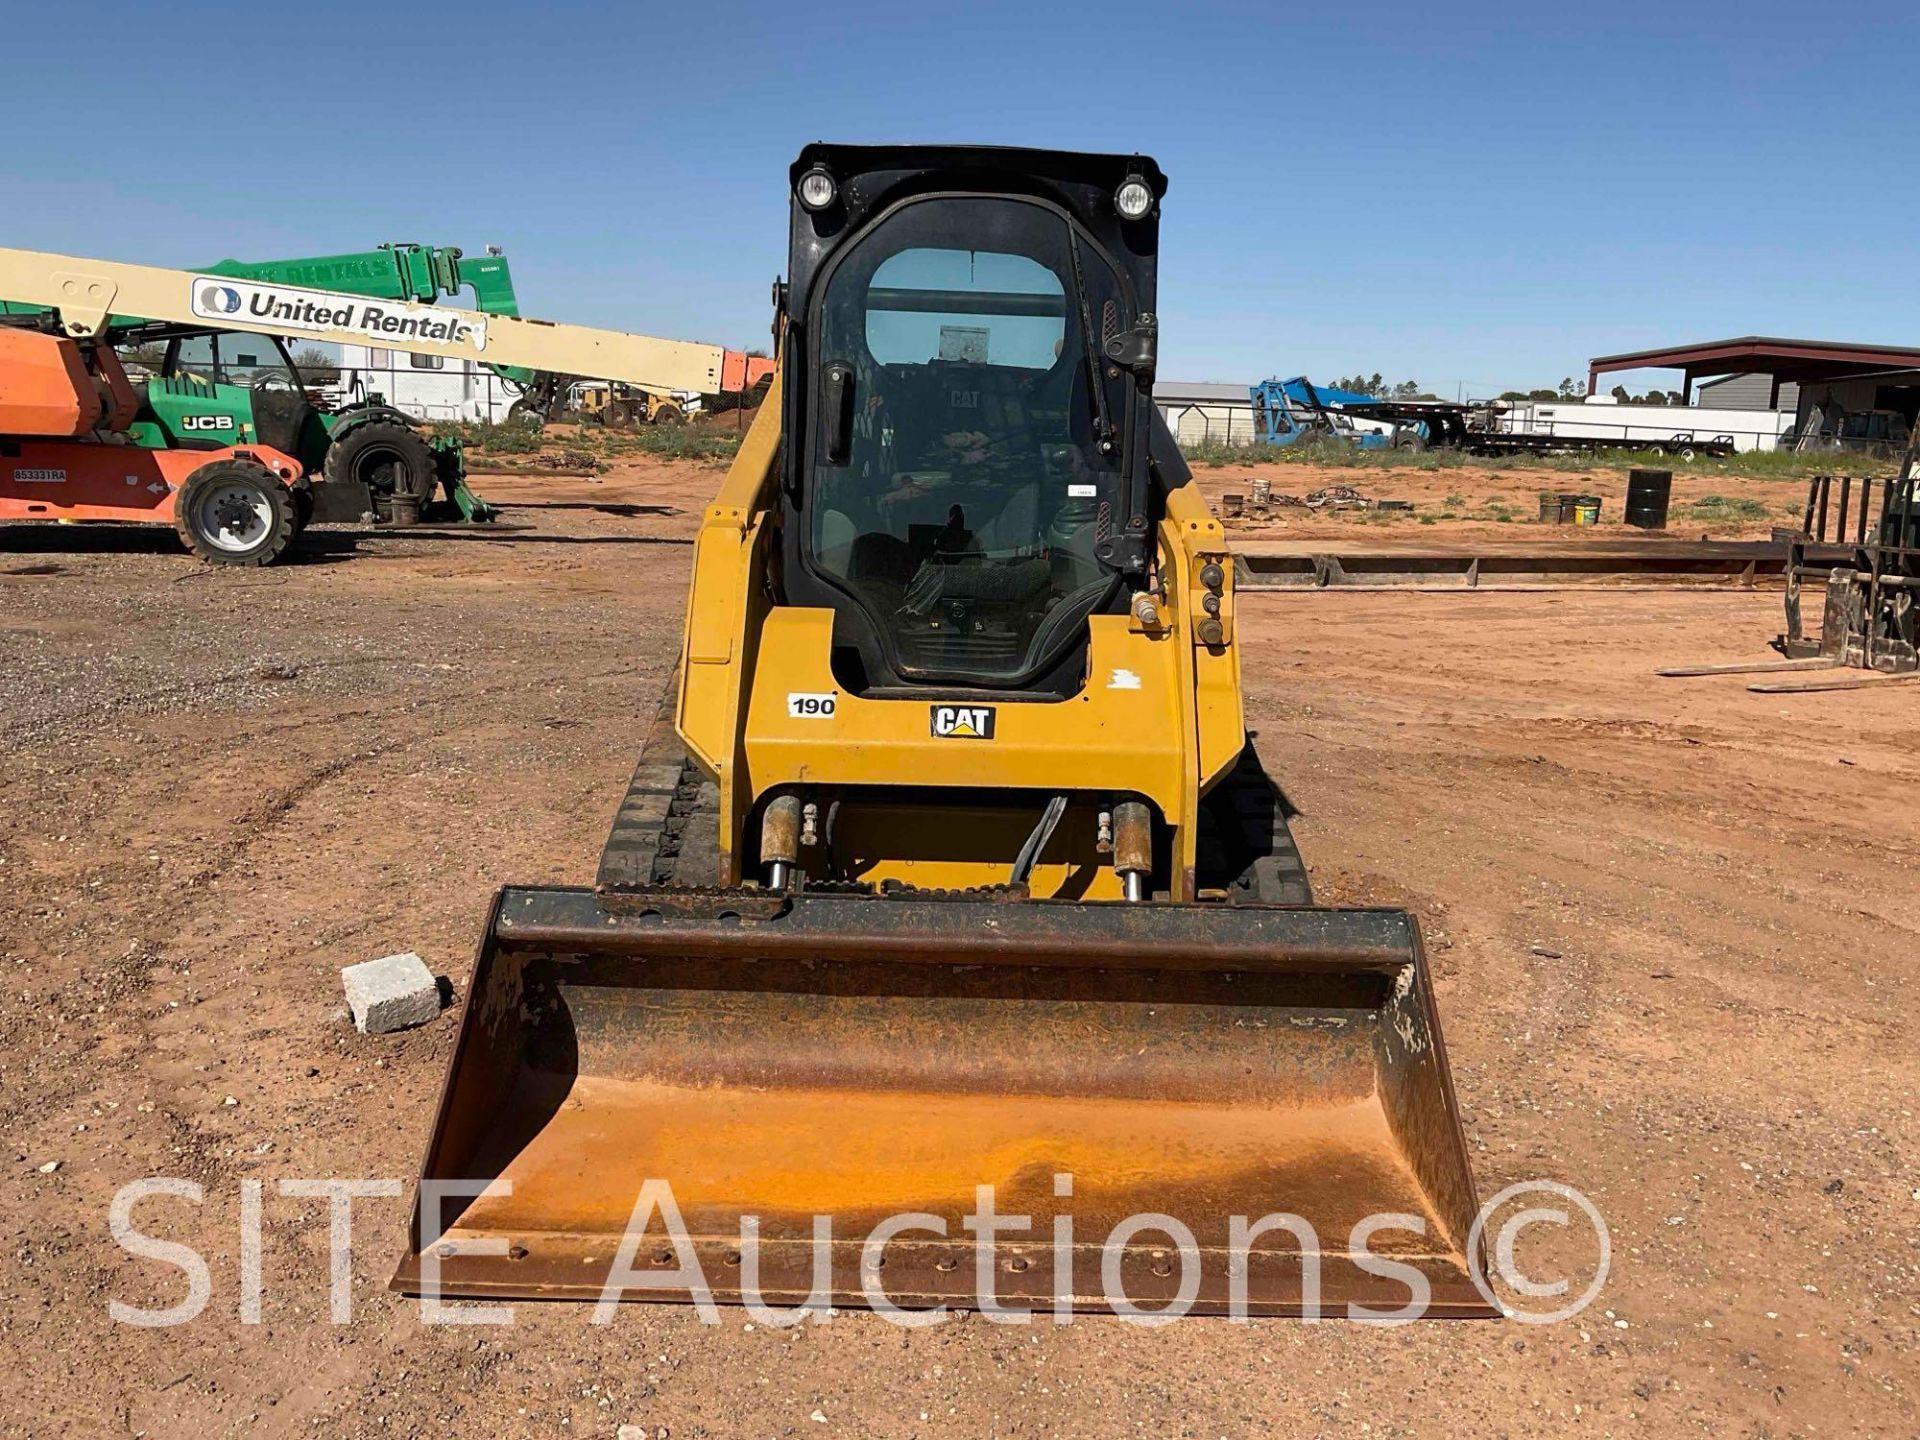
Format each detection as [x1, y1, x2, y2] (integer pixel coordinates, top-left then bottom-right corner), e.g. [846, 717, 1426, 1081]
[393, 886, 1492, 1318]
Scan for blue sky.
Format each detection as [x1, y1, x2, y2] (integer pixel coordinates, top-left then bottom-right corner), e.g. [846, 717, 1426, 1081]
[4, 0, 1914, 397]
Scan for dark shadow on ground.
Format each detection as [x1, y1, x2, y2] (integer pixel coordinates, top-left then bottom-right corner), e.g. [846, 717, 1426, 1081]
[0, 522, 691, 568]
[299, 528, 693, 555]
[492, 502, 681, 518]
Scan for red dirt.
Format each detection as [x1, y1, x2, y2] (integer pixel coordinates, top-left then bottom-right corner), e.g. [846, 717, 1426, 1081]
[1183, 457, 1809, 544]
[2, 457, 1913, 1437]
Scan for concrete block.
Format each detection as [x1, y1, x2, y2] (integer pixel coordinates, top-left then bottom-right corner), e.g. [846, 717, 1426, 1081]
[341, 951, 441, 1034]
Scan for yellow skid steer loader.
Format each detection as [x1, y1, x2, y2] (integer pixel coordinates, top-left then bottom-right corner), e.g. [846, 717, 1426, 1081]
[394, 146, 1488, 1318]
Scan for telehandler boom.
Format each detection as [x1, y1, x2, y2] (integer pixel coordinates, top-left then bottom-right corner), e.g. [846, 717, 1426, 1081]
[392, 146, 1489, 1319]
[0, 244, 759, 396]
[2, 240, 698, 425]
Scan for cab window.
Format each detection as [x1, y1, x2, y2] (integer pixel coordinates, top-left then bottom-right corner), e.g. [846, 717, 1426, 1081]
[165, 333, 296, 387]
[807, 194, 1128, 685]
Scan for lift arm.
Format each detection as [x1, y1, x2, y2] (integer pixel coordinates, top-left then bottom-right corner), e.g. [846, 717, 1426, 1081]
[0, 246, 765, 398]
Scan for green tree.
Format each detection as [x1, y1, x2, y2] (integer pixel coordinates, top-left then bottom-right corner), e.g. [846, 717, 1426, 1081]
[292, 346, 340, 382]
[120, 342, 167, 372]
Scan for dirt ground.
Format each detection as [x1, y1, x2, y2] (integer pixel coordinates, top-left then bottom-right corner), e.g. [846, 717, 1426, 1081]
[2, 456, 1915, 1438]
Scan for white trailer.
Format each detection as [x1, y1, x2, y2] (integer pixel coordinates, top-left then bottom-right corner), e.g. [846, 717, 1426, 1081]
[1504, 395, 1793, 453]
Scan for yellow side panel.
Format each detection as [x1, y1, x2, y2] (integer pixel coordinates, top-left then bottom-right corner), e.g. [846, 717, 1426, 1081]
[676, 372, 783, 881]
[1163, 483, 1245, 793]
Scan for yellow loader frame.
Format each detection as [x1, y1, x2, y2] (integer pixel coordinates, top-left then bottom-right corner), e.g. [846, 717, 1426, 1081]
[674, 372, 1248, 901]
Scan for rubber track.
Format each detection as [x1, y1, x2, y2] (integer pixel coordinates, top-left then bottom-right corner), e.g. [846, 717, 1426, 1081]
[1194, 736, 1315, 906]
[595, 667, 722, 889]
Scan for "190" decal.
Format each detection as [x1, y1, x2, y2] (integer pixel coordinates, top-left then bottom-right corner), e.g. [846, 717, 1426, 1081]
[787, 691, 837, 719]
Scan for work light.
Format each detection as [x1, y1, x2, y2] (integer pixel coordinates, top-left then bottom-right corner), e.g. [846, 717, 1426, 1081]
[1114, 177, 1154, 220]
[797, 167, 838, 212]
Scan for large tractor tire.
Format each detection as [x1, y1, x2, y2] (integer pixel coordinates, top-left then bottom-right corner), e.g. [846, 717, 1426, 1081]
[650, 401, 686, 426]
[173, 459, 299, 566]
[506, 397, 548, 429]
[324, 421, 439, 508]
[289, 482, 315, 536]
[603, 398, 646, 429]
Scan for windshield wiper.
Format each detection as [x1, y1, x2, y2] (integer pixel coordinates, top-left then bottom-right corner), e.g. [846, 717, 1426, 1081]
[1064, 223, 1114, 456]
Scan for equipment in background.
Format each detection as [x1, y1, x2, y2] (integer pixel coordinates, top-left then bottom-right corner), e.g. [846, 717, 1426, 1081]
[571, 380, 690, 428]
[1253, 376, 1737, 460]
[14, 242, 535, 427]
[392, 145, 1491, 1320]
[0, 245, 770, 561]
[1250, 376, 1400, 449]
[0, 327, 307, 564]
[567, 366, 773, 428]
[1785, 402, 1912, 461]
[1774, 470, 1919, 676]
[125, 325, 490, 525]
[193, 241, 771, 428]
[3, 243, 524, 519]
[1658, 439, 1920, 692]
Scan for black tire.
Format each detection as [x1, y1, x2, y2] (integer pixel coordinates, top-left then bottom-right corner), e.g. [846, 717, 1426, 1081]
[506, 397, 547, 430]
[650, 402, 685, 426]
[173, 459, 298, 566]
[1195, 736, 1314, 906]
[290, 483, 315, 535]
[324, 421, 438, 503]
